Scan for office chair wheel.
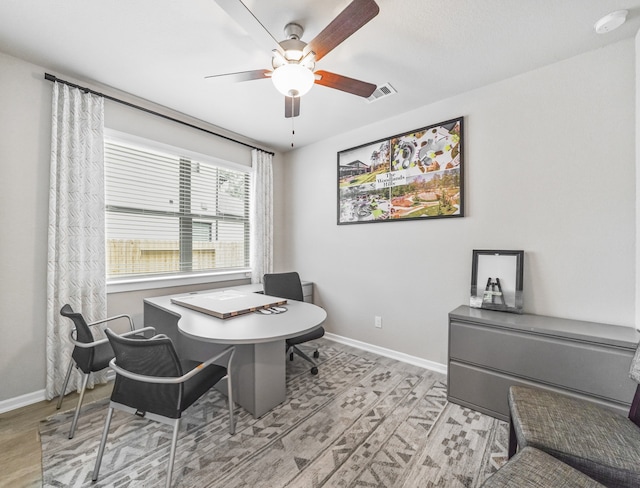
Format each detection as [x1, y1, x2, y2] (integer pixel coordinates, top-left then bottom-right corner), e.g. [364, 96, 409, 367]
[313, 350, 319, 359]
[310, 367, 318, 375]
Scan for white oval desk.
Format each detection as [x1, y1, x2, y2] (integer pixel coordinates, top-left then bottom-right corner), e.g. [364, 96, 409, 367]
[144, 291, 327, 418]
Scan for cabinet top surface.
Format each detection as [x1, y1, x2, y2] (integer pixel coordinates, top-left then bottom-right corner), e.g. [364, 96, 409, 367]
[449, 305, 640, 349]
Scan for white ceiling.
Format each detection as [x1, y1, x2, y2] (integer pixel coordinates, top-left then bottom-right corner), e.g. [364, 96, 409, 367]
[0, 0, 639, 152]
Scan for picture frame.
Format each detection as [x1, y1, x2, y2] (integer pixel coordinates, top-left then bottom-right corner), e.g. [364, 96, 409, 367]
[337, 117, 464, 225]
[470, 250, 524, 314]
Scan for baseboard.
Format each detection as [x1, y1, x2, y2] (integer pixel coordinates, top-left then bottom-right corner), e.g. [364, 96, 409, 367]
[0, 371, 116, 415]
[324, 332, 447, 375]
[0, 389, 46, 414]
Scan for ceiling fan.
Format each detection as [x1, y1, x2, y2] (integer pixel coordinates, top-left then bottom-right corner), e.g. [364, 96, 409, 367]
[207, 0, 380, 118]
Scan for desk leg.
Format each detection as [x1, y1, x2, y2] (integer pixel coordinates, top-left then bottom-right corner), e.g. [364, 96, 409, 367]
[179, 339, 286, 418]
[232, 341, 286, 418]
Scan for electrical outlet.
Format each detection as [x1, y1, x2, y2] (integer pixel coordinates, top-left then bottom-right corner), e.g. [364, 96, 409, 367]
[374, 316, 382, 328]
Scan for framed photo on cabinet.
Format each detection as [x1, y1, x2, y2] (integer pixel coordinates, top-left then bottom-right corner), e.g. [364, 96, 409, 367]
[470, 249, 524, 314]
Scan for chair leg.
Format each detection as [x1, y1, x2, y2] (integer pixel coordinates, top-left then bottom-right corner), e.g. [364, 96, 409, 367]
[287, 344, 320, 374]
[92, 406, 114, 482]
[166, 419, 181, 488]
[226, 375, 235, 435]
[68, 372, 89, 439]
[56, 360, 74, 410]
[508, 419, 517, 459]
[293, 346, 317, 367]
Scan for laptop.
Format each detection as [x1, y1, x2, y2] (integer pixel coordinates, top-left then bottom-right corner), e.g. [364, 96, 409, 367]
[171, 289, 287, 319]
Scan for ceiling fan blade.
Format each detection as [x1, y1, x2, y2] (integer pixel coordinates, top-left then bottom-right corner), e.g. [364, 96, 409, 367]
[285, 96, 300, 118]
[205, 69, 271, 82]
[305, 0, 379, 62]
[214, 0, 284, 54]
[314, 70, 376, 98]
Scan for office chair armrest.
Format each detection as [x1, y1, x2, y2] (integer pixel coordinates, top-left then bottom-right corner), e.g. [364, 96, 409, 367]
[120, 326, 156, 338]
[70, 335, 109, 349]
[150, 333, 170, 340]
[70, 326, 156, 348]
[88, 313, 135, 331]
[180, 345, 236, 382]
[108, 346, 235, 384]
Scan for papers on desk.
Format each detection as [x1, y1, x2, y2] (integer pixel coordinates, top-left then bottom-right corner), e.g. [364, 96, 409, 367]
[170, 290, 287, 319]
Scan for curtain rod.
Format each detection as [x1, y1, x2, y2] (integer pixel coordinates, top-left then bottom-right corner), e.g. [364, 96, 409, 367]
[44, 73, 275, 156]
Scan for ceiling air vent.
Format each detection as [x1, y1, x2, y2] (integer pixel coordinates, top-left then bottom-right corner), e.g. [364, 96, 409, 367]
[366, 82, 397, 103]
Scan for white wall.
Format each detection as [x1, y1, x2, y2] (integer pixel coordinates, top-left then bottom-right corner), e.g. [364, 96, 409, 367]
[280, 39, 636, 366]
[0, 53, 51, 402]
[636, 29, 640, 327]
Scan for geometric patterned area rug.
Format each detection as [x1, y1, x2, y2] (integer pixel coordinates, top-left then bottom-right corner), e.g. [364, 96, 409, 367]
[40, 339, 508, 487]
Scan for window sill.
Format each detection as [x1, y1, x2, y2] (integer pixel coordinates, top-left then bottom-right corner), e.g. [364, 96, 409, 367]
[107, 269, 252, 294]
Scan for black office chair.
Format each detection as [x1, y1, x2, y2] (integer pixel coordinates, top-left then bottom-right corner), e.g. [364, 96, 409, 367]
[56, 304, 154, 439]
[92, 328, 236, 488]
[263, 272, 324, 375]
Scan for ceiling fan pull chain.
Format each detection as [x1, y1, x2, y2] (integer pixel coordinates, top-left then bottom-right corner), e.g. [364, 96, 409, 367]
[291, 100, 295, 147]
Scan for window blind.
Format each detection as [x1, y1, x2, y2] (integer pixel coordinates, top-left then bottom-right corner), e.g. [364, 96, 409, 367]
[104, 138, 250, 279]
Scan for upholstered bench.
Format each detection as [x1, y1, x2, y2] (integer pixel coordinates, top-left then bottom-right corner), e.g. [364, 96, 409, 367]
[481, 447, 604, 487]
[508, 385, 640, 487]
[504, 333, 640, 487]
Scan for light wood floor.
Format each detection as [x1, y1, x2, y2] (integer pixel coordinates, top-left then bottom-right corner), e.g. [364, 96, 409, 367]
[0, 383, 112, 488]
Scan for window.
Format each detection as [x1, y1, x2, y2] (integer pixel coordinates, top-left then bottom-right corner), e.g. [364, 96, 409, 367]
[104, 135, 250, 280]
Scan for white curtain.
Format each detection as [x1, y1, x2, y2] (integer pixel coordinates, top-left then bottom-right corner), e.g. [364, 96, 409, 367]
[45, 82, 107, 400]
[250, 149, 273, 284]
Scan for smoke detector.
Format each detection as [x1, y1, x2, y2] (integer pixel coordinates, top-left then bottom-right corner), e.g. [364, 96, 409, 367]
[594, 10, 628, 34]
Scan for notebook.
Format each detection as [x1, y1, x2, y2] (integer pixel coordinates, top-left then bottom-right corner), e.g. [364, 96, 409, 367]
[170, 289, 287, 319]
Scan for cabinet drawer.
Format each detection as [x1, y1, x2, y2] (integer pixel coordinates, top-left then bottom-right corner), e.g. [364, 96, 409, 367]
[449, 321, 636, 403]
[447, 361, 630, 420]
[302, 283, 313, 303]
[448, 361, 512, 420]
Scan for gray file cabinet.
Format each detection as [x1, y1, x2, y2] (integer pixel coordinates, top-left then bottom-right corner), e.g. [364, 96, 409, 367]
[447, 305, 640, 421]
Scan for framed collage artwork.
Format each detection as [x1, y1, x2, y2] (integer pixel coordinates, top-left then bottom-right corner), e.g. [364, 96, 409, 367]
[337, 117, 464, 225]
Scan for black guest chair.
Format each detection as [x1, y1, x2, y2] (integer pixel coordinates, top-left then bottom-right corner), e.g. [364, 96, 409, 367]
[263, 272, 324, 375]
[508, 340, 640, 488]
[56, 304, 154, 439]
[92, 328, 236, 488]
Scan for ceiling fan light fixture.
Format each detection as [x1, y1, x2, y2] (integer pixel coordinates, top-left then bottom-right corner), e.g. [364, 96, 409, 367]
[285, 48, 304, 61]
[272, 63, 315, 97]
[280, 37, 306, 62]
[272, 49, 287, 68]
